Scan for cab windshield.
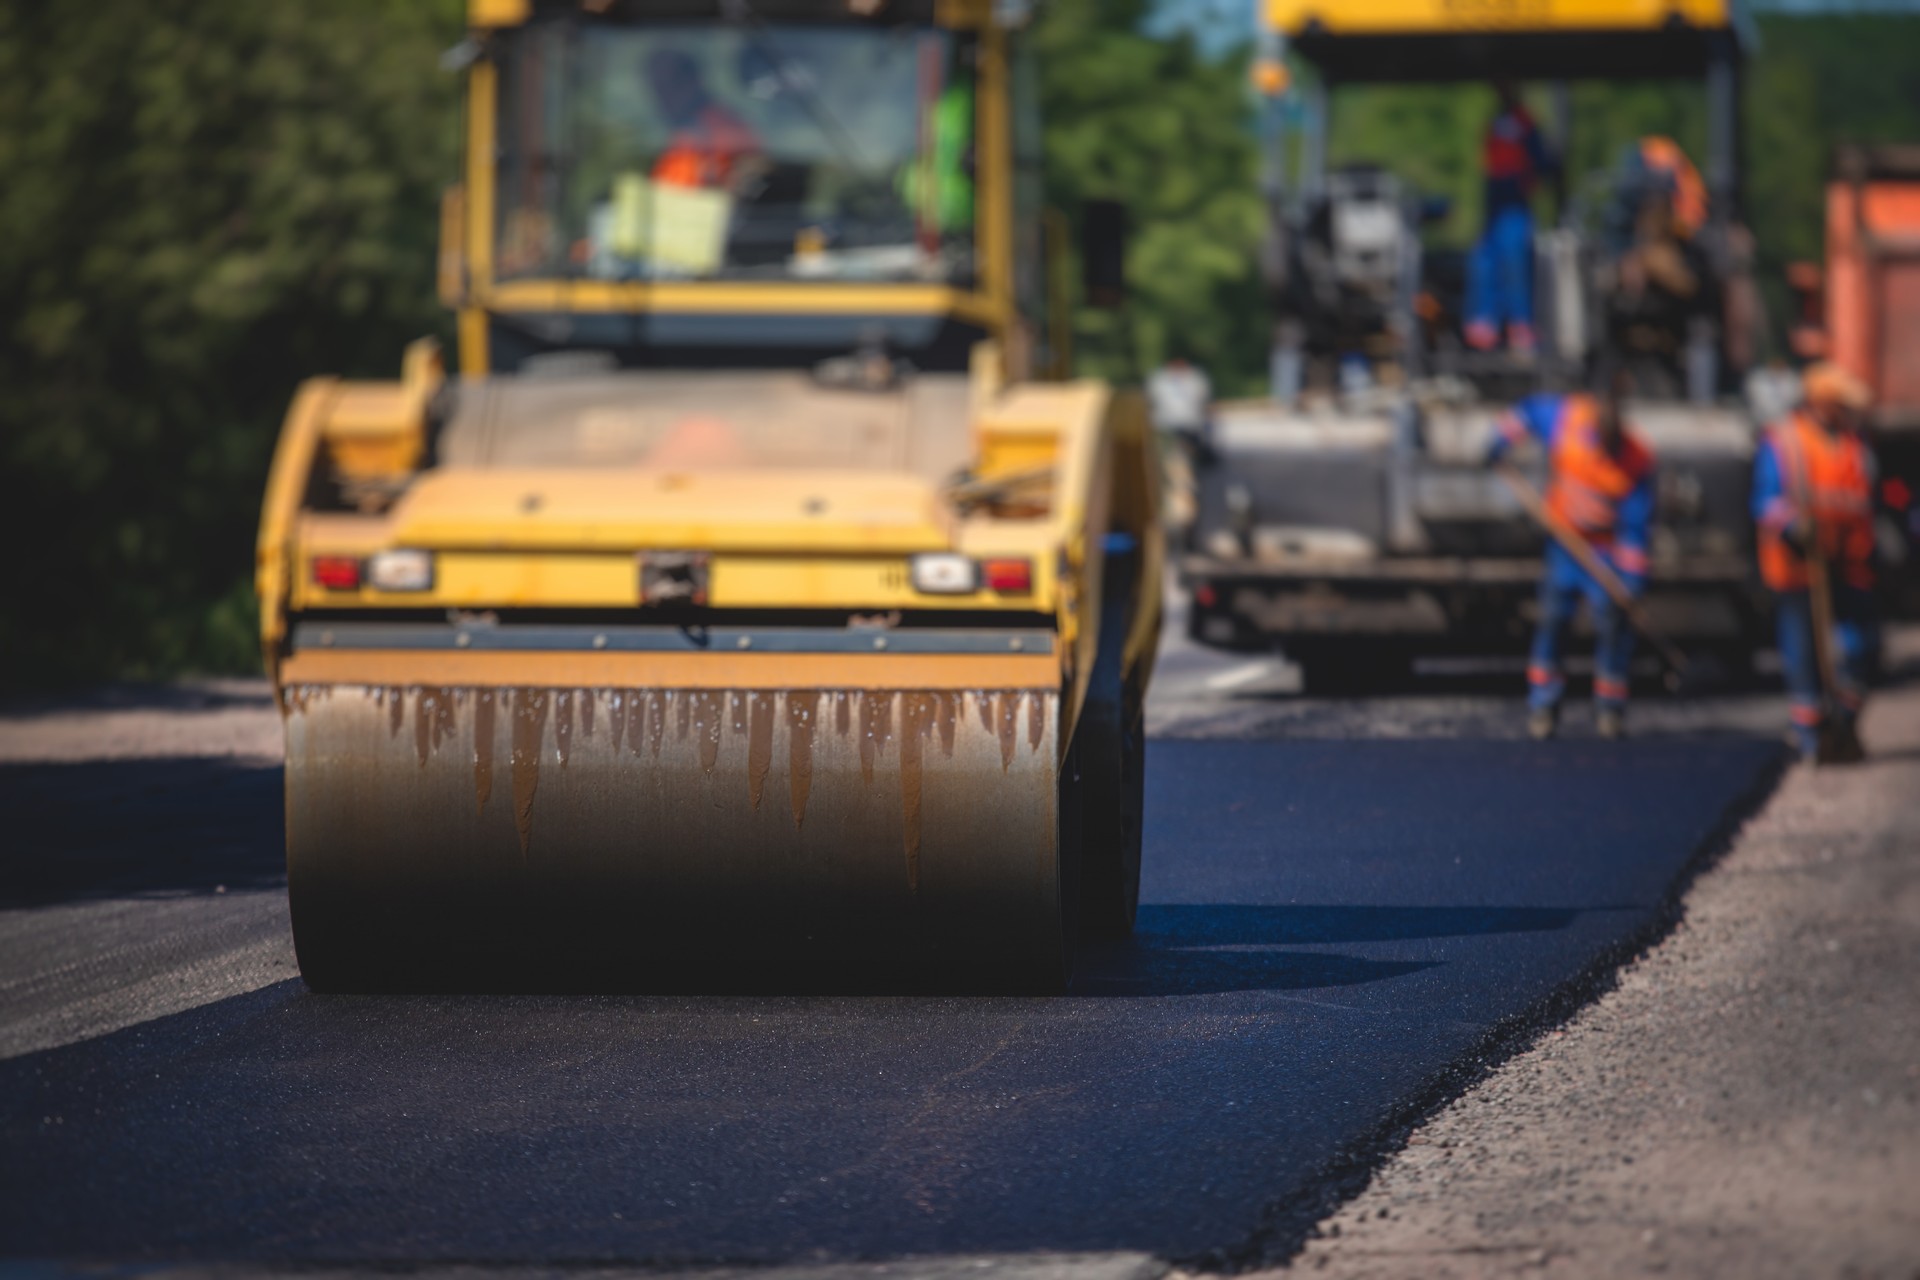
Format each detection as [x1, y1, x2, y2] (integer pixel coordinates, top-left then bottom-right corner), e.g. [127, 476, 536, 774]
[495, 20, 977, 285]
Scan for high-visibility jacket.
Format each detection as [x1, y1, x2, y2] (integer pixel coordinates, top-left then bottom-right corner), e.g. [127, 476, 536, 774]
[1638, 136, 1707, 240]
[1493, 393, 1656, 577]
[1752, 411, 1877, 592]
[1483, 105, 1551, 211]
[653, 105, 759, 190]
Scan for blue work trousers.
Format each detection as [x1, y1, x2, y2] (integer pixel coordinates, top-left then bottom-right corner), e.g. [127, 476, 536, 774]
[1529, 544, 1636, 712]
[1468, 203, 1536, 332]
[1775, 585, 1879, 753]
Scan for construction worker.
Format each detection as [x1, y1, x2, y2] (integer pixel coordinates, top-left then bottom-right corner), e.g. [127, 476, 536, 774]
[648, 48, 762, 191]
[1465, 81, 1557, 355]
[1487, 368, 1656, 740]
[1752, 363, 1881, 763]
[1632, 137, 1708, 242]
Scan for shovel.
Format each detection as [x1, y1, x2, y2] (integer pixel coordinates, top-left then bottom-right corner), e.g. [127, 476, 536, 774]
[1782, 456, 1862, 763]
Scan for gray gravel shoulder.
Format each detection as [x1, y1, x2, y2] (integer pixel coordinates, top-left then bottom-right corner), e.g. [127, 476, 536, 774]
[1261, 643, 1920, 1277]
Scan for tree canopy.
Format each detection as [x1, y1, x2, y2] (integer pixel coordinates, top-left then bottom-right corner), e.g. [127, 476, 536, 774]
[0, 0, 459, 685]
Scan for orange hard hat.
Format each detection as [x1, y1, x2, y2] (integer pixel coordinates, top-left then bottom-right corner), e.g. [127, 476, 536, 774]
[1802, 362, 1872, 411]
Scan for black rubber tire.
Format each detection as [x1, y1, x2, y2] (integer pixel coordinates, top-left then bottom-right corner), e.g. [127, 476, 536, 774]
[1078, 546, 1146, 941]
[1050, 724, 1087, 987]
[1078, 698, 1144, 941]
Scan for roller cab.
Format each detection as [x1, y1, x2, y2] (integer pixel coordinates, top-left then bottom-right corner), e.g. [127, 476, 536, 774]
[256, 0, 1161, 992]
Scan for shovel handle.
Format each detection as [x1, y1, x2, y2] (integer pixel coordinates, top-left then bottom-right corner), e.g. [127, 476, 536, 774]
[1496, 461, 1692, 677]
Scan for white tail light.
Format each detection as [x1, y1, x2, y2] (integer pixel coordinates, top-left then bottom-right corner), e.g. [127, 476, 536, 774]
[365, 549, 434, 592]
[909, 553, 977, 595]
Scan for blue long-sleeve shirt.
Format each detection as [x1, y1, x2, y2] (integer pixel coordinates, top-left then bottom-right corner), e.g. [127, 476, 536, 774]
[1751, 429, 1797, 533]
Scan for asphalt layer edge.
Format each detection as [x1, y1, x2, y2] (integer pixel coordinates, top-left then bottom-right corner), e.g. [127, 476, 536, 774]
[1192, 740, 1794, 1274]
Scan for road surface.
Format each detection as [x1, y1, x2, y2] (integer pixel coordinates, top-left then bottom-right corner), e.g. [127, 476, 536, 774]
[0, 630, 1787, 1269]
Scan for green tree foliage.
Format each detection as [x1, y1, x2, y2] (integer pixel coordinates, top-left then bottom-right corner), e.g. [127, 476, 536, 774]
[1743, 16, 1920, 294]
[0, 0, 459, 687]
[1328, 86, 1490, 248]
[1035, 0, 1267, 390]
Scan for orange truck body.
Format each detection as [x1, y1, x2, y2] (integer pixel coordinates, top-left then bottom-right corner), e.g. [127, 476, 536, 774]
[1798, 145, 1920, 614]
[1824, 145, 1920, 430]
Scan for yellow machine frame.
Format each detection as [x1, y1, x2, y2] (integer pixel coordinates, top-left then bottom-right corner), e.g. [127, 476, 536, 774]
[253, 0, 1164, 992]
[256, 0, 1163, 778]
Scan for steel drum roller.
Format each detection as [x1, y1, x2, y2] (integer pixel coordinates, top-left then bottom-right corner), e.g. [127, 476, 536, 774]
[284, 681, 1065, 991]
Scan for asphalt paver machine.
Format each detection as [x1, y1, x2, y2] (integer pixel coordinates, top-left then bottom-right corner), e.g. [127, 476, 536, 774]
[255, 0, 1162, 991]
[1183, 0, 1769, 685]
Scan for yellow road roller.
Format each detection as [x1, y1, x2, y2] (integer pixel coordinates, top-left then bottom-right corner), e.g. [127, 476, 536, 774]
[255, 0, 1161, 992]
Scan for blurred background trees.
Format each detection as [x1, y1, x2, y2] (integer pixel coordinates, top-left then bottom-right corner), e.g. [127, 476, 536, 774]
[1036, 0, 1265, 387]
[1, 0, 1915, 686]
[0, 0, 459, 686]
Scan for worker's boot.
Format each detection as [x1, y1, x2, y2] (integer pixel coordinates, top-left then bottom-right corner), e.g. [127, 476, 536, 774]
[1596, 706, 1626, 740]
[1465, 319, 1499, 352]
[1528, 704, 1559, 741]
[1507, 321, 1537, 356]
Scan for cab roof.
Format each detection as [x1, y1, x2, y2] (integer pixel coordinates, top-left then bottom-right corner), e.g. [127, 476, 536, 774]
[1267, 0, 1752, 82]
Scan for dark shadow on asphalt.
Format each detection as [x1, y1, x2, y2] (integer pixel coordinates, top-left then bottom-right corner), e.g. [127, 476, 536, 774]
[0, 757, 284, 907]
[1070, 904, 1584, 996]
[1073, 946, 1435, 996]
[1139, 902, 1585, 945]
[0, 682, 274, 716]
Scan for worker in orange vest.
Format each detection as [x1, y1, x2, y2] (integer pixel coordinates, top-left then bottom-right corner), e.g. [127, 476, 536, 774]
[1488, 368, 1656, 740]
[647, 48, 761, 191]
[1636, 137, 1707, 240]
[1751, 362, 1881, 763]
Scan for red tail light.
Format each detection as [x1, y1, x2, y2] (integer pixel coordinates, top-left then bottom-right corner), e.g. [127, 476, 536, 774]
[1884, 477, 1912, 511]
[311, 556, 362, 591]
[981, 558, 1032, 594]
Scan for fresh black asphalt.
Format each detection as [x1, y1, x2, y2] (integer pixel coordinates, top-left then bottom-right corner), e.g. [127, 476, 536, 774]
[0, 735, 1780, 1266]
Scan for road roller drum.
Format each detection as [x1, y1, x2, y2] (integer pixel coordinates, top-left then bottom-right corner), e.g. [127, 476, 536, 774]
[285, 677, 1069, 991]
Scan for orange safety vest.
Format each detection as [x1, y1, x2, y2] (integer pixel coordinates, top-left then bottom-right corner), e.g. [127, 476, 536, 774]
[1639, 137, 1707, 240]
[1759, 411, 1876, 593]
[1546, 395, 1654, 546]
[653, 105, 758, 190]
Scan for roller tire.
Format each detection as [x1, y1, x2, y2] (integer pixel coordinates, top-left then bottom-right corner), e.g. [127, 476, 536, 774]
[1078, 544, 1146, 941]
[1077, 696, 1144, 941]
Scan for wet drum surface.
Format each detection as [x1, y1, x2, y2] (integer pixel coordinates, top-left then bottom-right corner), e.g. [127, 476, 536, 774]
[282, 684, 1062, 989]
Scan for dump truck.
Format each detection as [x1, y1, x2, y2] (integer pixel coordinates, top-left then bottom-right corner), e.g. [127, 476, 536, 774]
[1790, 143, 1920, 615]
[1182, 0, 1768, 685]
[255, 0, 1161, 992]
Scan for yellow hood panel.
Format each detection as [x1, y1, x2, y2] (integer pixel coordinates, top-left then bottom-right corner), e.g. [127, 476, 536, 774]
[388, 467, 955, 553]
